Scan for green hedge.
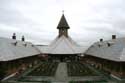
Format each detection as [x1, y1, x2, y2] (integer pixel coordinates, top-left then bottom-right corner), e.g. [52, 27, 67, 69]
[67, 62, 97, 76]
[27, 62, 58, 76]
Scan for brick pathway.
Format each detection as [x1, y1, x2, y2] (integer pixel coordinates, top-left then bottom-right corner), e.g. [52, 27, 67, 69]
[54, 62, 68, 82]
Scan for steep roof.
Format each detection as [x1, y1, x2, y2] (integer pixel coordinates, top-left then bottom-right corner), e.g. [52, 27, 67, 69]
[0, 37, 41, 61]
[37, 36, 85, 54]
[37, 14, 88, 54]
[85, 37, 125, 62]
[57, 14, 70, 29]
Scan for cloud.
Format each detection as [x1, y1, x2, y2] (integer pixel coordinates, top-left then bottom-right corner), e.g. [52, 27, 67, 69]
[0, 0, 125, 46]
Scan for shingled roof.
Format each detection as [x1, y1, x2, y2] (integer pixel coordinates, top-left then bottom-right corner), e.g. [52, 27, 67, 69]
[37, 36, 85, 54]
[85, 37, 125, 62]
[0, 37, 41, 61]
[57, 14, 70, 29]
[37, 14, 86, 54]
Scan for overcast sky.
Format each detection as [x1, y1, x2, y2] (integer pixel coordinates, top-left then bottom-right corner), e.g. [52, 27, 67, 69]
[0, 0, 125, 46]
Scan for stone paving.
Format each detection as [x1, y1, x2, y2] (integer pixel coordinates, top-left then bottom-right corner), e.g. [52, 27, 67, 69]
[54, 62, 68, 82]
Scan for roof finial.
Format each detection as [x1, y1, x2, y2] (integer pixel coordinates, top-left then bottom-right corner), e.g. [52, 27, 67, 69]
[62, 10, 64, 14]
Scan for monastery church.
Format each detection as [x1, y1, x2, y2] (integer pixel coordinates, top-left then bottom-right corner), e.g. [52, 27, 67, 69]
[37, 14, 84, 61]
[0, 13, 125, 83]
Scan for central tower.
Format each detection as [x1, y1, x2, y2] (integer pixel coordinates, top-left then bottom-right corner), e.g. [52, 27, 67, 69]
[57, 14, 70, 37]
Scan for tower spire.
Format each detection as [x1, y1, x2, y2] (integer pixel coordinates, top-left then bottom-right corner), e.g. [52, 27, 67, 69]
[57, 13, 70, 37]
[57, 13, 70, 29]
[62, 10, 64, 14]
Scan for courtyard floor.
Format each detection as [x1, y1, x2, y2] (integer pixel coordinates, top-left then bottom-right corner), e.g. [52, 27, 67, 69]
[2, 62, 120, 83]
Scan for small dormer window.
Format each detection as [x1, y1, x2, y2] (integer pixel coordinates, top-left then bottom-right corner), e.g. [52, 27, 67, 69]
[107, 42, 114, 47]
[25, 44, 27, 47]
[23, 43, 27, 47]
[98, 44, 101, 47]
[107, 43, 111, 47]
[12, 41, 17, 46]
[98, 43, 103, 47]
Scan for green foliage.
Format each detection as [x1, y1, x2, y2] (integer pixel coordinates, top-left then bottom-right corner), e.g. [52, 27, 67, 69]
[67, 62, 97, 76]
[0, 67, 6, 80]
[27, 62, 58, 76]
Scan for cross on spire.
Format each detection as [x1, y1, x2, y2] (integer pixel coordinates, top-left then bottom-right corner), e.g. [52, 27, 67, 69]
[57, 12, 70, 37]
[62, 10, 64, 14]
